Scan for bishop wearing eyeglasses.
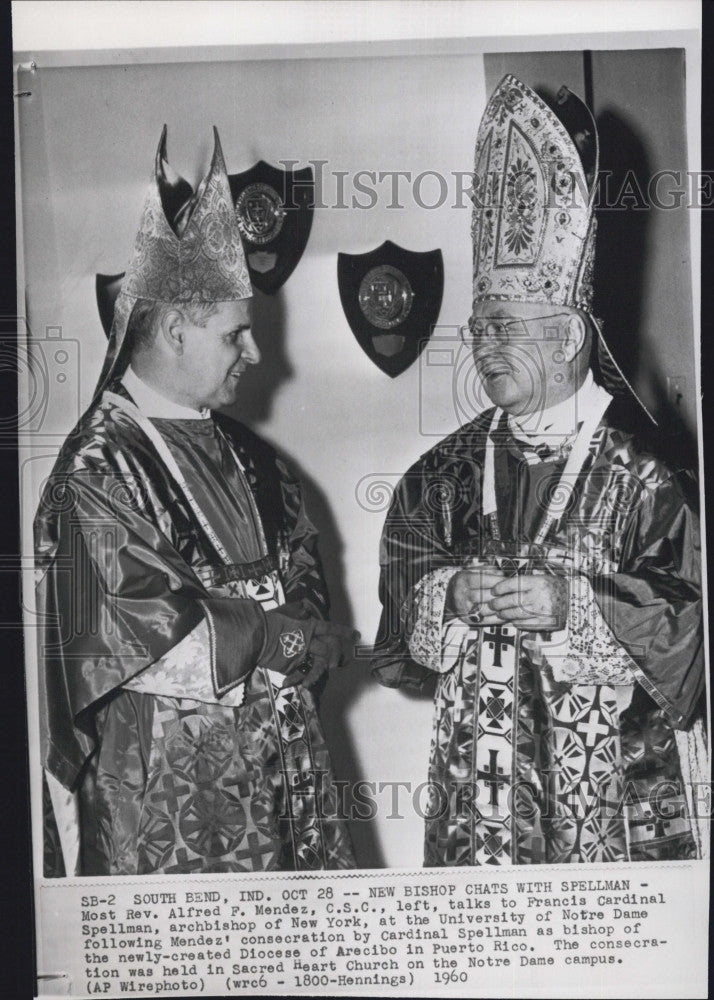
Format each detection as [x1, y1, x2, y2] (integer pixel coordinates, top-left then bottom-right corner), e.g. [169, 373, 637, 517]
[371, 76, 706, 866]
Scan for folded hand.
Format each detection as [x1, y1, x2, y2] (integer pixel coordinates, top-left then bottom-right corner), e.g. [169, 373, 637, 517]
[445, 567, 507, 624]
[488, 573, 569, 631]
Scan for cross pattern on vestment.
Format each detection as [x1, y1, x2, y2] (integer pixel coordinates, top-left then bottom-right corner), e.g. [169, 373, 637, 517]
[481, 828, 506, 860]
[523, 833, 546, 864]
[280, 629, 306, 658]
[158, 771, 191, 800]
[485, 690, 506, 724]
[289, 767, 316, 799]
[222, 769, 253, 801]
[477, 748, 509, 809]
[235, 830, 280, 869]
[474, 811, 513, 863]
[581, 709, 611, 748]
[588, 825, 611, 851]
[482, 627, 516, 668]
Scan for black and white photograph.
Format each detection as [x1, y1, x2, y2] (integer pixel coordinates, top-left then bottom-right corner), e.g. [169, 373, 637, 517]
[12, 1, 708, 996]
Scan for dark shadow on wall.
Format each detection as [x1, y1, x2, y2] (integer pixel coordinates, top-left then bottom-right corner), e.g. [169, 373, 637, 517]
[230, 287, 293, 425]
[594, 108, 649, 400]
[266, 441, 388, 869]
[226, 288, 386, 868]
[285, 453, 387, 870]
[533, 87, 697, 472]
[594, 107, 698, 471]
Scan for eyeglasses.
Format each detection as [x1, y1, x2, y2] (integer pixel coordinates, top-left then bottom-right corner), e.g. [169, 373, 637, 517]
[459, 312, 570, 346]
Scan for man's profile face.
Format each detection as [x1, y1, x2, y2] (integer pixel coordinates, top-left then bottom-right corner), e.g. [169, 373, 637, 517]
[470, 300, 575, 415]
[179, 299, 259, 410]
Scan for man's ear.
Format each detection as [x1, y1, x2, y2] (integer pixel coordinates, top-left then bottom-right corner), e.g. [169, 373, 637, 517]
[562, 313, 588, 363]
[158, 308, 185, 356]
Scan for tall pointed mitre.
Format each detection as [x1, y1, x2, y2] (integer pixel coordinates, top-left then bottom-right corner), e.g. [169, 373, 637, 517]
[471, 74, 652, 417]
[95, 125, 252, 394]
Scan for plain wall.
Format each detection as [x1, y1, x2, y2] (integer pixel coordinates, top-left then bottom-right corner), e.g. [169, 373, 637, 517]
[18, 47, 695, 869]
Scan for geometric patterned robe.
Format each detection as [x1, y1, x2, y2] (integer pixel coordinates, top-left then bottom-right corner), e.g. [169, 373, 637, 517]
[36, 381, 355, 875]
[372, 403, 706, 865]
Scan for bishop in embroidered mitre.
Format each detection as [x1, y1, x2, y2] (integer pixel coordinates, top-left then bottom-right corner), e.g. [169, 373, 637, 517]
[372, 76, 706, 866]
[36, 127, 356, 875]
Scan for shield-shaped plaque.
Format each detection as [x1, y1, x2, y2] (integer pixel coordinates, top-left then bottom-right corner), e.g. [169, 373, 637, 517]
[96, 272, 125, 337]
[229, 160, 314, 294]
[337, 241, 443, 377]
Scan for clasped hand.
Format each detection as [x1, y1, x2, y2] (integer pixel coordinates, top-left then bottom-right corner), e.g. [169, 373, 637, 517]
[294, 619, 359, 688]
[445, 567, 568, 631]
[262, 604, 359, 688]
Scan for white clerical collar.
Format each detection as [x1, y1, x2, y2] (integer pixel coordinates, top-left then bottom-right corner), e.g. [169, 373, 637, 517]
[508, 371, 608, 441]
[122, 366, 210, 420]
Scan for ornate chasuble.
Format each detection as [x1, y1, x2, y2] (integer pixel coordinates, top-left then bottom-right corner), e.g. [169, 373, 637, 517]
[372, 407, 703, 867]
[38, 390, 355, 875]
[427, 437, 631, 865]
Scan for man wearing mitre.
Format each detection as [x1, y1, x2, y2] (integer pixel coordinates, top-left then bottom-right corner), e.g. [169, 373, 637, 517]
[36, 127, 356, 875]
[372, 75, 706, 866]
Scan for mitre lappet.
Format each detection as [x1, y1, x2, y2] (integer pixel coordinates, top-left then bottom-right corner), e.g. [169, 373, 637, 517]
[470, 73, 653, 420]
[96, 125, 252, 394]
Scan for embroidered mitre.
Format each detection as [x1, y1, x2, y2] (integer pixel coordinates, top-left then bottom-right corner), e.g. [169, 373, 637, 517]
[471, 74, 597, 313]
[96, 125, 252, 394]
[471, 74, 653, 420]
